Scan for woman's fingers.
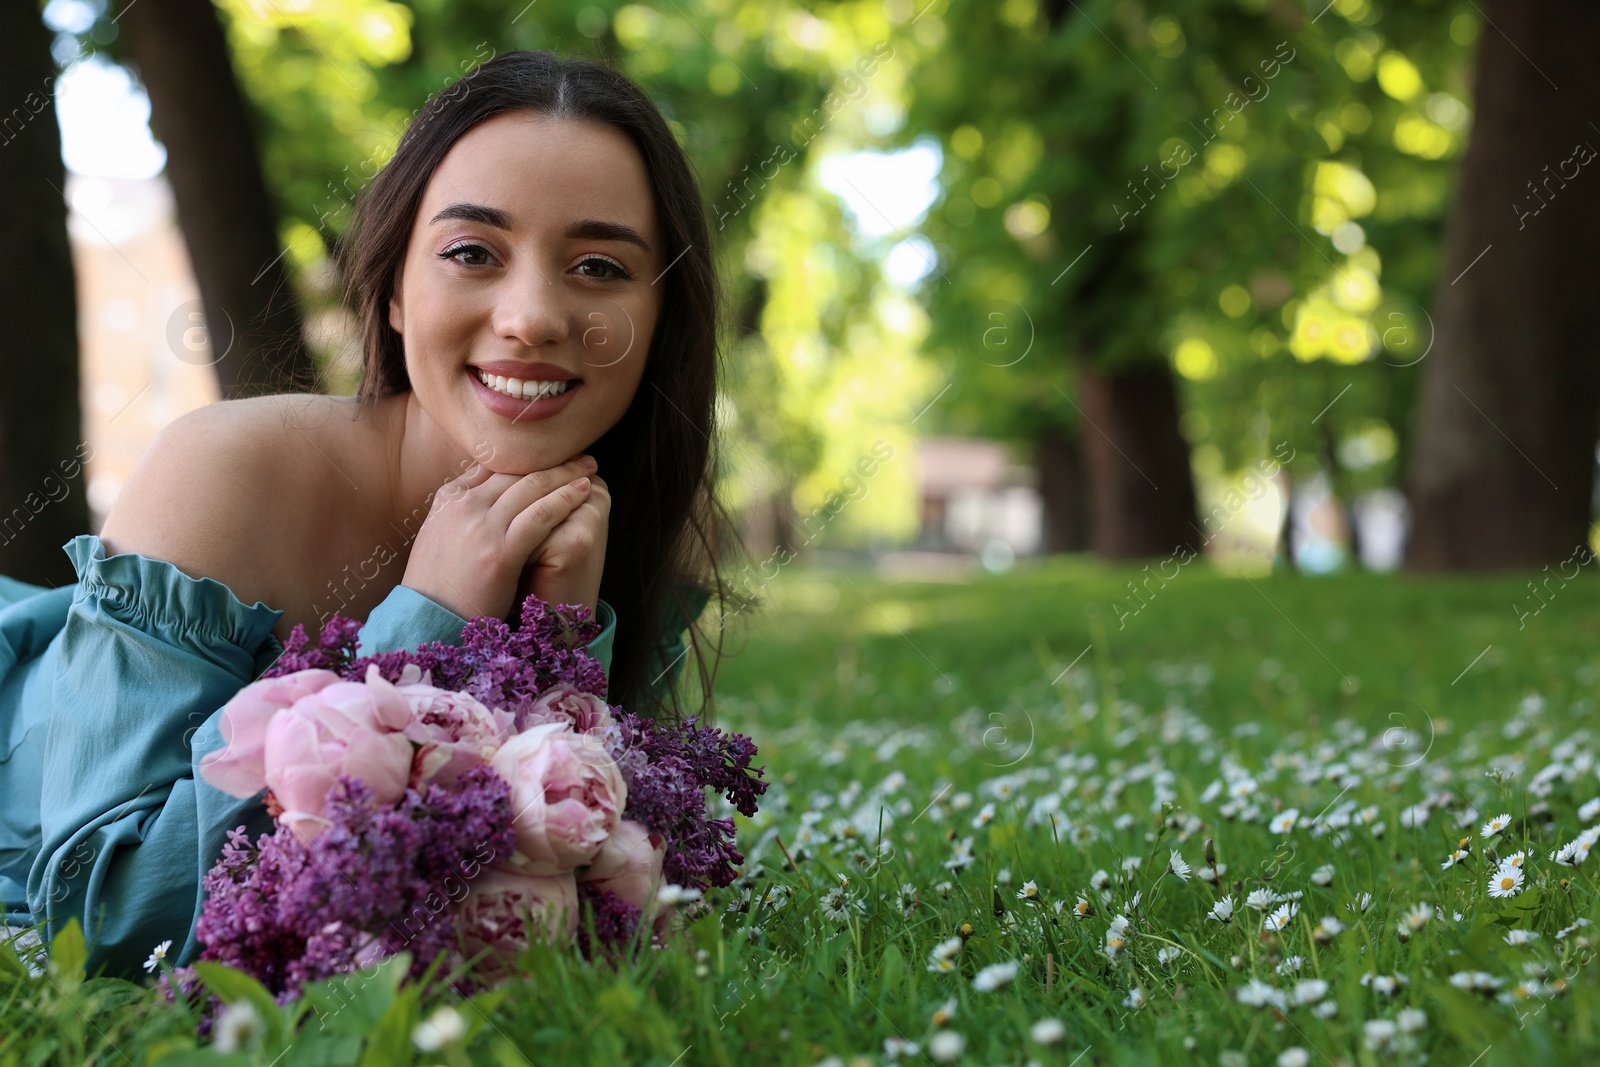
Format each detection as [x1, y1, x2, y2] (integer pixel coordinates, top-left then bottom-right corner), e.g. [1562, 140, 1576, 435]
[504, 477, 593, 556]
[487, 455, 597, 527]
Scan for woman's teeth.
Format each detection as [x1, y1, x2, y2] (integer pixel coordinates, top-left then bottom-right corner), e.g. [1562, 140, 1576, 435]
[475, 369, 574, 401]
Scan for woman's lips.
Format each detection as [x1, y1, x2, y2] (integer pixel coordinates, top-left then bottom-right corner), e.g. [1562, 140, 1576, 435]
[468, 368, 582, 422]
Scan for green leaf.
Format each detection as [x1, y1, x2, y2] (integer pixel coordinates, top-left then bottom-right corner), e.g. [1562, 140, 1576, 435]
[152, 1053, 251, 1067]
[80, 976, 150, 1015]
[283, 1033, 364, 1067]
[462, 987, 507, 1042]
[877, 942, 905, 989]
[301, 953, 411, 1036]
[0, 935, 30, 980]
[48, 918, 87, 988]
[356, 982, 419, 1067]
[24, 1037, 58, 1067]
[1428, 982, 1512, 1046]
[194, 961, 286, 1050]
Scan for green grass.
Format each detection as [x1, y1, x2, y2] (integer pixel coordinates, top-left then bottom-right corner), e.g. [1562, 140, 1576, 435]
[6, 557, 1600, 1066]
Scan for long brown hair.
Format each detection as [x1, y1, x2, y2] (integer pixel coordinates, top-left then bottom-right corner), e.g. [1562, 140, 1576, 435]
[337, 49, 744, 721]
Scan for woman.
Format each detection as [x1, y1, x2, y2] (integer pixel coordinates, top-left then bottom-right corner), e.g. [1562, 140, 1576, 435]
[0, 50, 741, 979]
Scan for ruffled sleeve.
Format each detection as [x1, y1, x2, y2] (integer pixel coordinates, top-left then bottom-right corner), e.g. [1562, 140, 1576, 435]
[27, 535, 288, 978]
[23, 536, 617, 978]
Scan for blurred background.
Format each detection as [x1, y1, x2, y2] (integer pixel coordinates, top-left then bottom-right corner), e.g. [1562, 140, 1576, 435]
[1, 0, 1595, 592]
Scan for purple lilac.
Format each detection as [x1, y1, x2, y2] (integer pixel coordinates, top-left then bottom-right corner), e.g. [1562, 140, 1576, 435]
[575, 882, 646, 959]
[264, 593, 609, 715]
[603, 713, 769, 891]
[194, 767, 516, 998]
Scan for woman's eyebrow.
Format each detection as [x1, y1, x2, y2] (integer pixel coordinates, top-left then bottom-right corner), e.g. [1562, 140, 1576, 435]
[430, 202, 512, 228]
[427, 205, 652, 255]
[566, 218, 653, 254]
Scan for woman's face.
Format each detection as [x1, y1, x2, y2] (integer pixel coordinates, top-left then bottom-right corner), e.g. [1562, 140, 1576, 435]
[389, 111, 663, 474]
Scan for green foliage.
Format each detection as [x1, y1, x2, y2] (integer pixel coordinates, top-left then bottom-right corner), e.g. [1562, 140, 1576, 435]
[894, 0, 1477, 497]
[5, 562, 1600, 1063]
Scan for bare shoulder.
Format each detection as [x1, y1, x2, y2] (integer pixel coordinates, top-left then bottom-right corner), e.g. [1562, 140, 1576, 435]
[97, 394, 359, 613]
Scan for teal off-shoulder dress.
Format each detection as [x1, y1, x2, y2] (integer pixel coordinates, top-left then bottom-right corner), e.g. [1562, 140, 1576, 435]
[0, 534, 701, 979]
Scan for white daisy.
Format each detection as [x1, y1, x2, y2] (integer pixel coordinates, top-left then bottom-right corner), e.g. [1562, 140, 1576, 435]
[972, 960, 1019, 992]
[142, 939, 173, 974]
[412, 1005, 465, 1052]
[1488, 866, 1525, 898]
[1030, 1018, 1066, 1045]
[1363, 1019, 1398, 1050]
[1208, 895, 1236, 923]
[213, 1000, 264, 1054]
[1236, 978, 1288, 1010]
[1293, 978, 1329, 1004]
[926, 936, 963, 974]
[929, 1030, 965, 1063]
[1168, 850, 1192, 881]
[1310, 864, 1336, 886]
[1504, 929, 1540, 946]
[1557, 918, 1591, 940]
[820, 886, 862, 922]
[1122, 986, 1147, 1009]
[1265, 901, 1299, 932]
[1397, 1008, 1427, 1032]
[657, 884, 702, 905]
[1016, 879, 1040, 902]
[1270, 808, 1300, 834]
[1481, 812, 1512, 838]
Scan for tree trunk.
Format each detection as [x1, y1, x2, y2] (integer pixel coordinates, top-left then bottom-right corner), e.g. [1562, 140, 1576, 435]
[1405, 0, 1600, 570]
[1077, 360, 1200, 559]
[0, 4, 89, 586]
[119, 0, 315, 399]
[1035, 424, 1090, 552]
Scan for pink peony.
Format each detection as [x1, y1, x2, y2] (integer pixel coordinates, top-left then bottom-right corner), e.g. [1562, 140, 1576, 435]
[199, 669, 344, 798]
[518, 682, 615, 734]
[459, 867, 580, 976]
[389, 663, 515, 787]
[489, 722, 626, 875]
[262, 664, 415, 842]
[578, 818, 666, 923]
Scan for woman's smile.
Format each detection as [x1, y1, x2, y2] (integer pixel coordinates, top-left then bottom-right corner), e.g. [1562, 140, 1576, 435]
[467, 364, 584, 422]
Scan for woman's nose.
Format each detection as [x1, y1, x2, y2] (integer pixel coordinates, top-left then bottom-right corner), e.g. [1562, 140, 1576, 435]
[492, 263, 569, 348]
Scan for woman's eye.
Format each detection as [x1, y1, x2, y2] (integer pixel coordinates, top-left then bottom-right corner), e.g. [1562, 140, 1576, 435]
[438, 243, 492, 266]
[574, 256, 631, 280]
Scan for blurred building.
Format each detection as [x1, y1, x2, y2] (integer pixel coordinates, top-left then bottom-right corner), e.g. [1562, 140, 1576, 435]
[66, 171, 220, 535]
[912, 437, 1042, 558]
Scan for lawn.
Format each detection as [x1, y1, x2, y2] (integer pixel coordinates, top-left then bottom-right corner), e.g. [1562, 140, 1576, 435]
[5, 557, 1600, 1066]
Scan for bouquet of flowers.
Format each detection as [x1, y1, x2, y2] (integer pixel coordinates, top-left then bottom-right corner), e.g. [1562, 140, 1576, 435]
[171, 593, 765, 1005]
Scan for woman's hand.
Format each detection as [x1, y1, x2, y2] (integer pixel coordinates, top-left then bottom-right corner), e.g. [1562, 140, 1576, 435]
[400, 455, 598, 623]
[514, 472, 610, 618]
